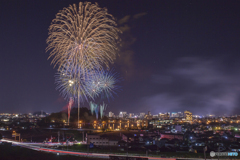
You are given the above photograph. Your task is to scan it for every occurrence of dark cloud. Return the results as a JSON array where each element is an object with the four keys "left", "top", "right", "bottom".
[
  {"left": 133, "top": 12, "right": 147, "bottom": 19},
  {"left": 116, "top": 12, "right": 147, "bottom": 81},
  {"left": 135, "top": 57, "right": 240, "bottom": 116},
  {"left": 118, "top": 15, "right": 131, "bottom": 25},
  {"left": 119, "top": 24, "right": 131, "bottom": 32}
]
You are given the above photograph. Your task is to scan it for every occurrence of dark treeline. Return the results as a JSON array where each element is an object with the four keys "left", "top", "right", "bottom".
[{"left": 42, "top": 107, "right": 108, "bottom": 124}]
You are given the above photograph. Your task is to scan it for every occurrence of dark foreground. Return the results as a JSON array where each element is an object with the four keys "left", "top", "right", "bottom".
[{"left": 0, "top": 144, "right": 108, "bottom": 160}]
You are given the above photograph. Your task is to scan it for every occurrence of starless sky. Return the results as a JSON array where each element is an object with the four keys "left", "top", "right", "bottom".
[{"left": 1, "top": 0, "right": 240, "bottom": 116}]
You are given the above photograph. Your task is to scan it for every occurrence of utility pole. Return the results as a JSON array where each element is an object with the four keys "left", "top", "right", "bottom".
[
  {"left": 82, "top": 131, "right": 84, "bottom": 142},
  {"left": 58, "top": 131, "right": 60, "bottom": 143},
  {"left": 126, "top": 136, "right": 128, "bottom": 157},
  {"left": 204, "top": 146, "right": 207, "bottom": 160},
  {"left": 66, "top": 139, "right": 68, "bottom": 151}
]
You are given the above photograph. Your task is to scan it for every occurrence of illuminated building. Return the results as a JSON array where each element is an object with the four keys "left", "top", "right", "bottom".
[
  {"left": 148, "top": 119, "right": 173, "bottom": 128},
  {"left": 140, "top": 112, "right": 145, "bottom": 118},
  {"left": 184, "top": 110, "right": 192, "bottom": 121},
  {"left": 148, "top": 111, "right": 151, "bottom": 116},
  {"left": 171, "top": 112, "right": 178, "bottom": 117},
  {"left": 129, "top": 113, "right": 133, "bottom": 118},
  {"left": 119, "top": 112, "right": 123, "bottom": 118},
  {"left": 109, "top": 111, "right": 114, "bottom": 118},
  {"left": 122, "top": 112, "right": 127, "bottom": 117},
  {"left": 158, "top": 113, "right": 170, "bottom": 119},
  {"left": 119, "top": 111, "right": 127, "bottom": 118},
  {"left": 178, "top": 112, "right": 183, "bottom": 117},
  {"left": 86, "top": 133, "right": 118, "bottom": 146},
  {"left": 141, "top": 119, "right": 148, "bottom": 128}
]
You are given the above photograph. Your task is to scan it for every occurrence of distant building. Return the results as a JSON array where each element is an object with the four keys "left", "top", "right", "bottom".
[
  {"left": 86, "top": 133, "right": 119, "bottom": 146},
  {"left": 140, "top": 112, "right": 145, "bottom": 118},
  {"left": 129, "top": 113, "right": 133, "bottom": 118},
  {"left": 119, "top": 112, "right": 123, "bottom": 118},
  {"left": 159, "top": 113, "right": 169, "bottom": 119},
  {"left": 184, "top": 110, "right": 192, "bottom": 121},
  {"left": 148, "top": 111, "right": 151, "bottom": 116},
  {"left": 122, "top": 112, "right": 127, "bottom": 117},
  {"left": 119, "top": 111, "right": 127, "bottom": 118},
  {"left": 178, "top": 112, "right": 183, "bottom": 117},
  {"left": 142, "top": 119, "right": 148, "bottom": 128},
  {"left": 148, "top": 119, "right": 173, "bottom": 128},
  {"left": 237, "top": 115, "right": 240, "bottom": 120},
  {"left": 171, "top": 112, "right": 178, "bottom": 117},
  {"left": 109, "top": 111, "right": 114, "bottom": 118},
  {"left": 206, "top": 114, "right": 215, "bottom": 117},
  {"left": 158, "top": 113, "right": 164, "bottom": 118},
  {"left": 39, "top": 114, "right": 46, "bottom": 118}
]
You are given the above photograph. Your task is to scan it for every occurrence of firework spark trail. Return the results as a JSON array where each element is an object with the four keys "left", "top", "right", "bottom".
[
  {"left": 90, "top": 101, "right": 97, "bottom": 115},
  {"left": 90, "top": 69, "right": 122, "bottom": 102},
  {"left": 68, "top": 97, "right": 74, "bottom": 125},
  {"left": 95, "top": 106, "right": 99, "bottom": 119},
  {"left": 90, "top": 101, "right": 98, "bottom": 119},
  {"left": 100, "top": 102, "right": 107, "bottom": 118}
]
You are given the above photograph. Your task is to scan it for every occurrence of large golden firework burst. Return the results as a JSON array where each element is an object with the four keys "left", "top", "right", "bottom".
[{"left": 47, "top": 1, "right": 121, "bottom": 75}]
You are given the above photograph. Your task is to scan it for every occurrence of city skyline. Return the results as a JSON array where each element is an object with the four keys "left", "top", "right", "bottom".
[
  {"left": 0, "top": 109, "right": 237, "bottom": 118},
  {"left": 1, "top": 0, "right": 240, "bottom": 116}
]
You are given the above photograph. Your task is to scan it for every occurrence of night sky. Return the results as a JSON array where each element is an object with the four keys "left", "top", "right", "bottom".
[{"left": 1, "top": 0, "right": 240, "bottom": 116}]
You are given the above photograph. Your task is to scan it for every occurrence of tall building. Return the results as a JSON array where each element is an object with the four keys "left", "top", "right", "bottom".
[
  {"left": 119, "top": 112, "right": 127, "bottom": 118},
  {"left": 158, "top": 113, "right": 163, "bottom": 117},
  {"left": 178, "top": 112, "right": 183, "bottom": 117},
  {"left": 119, "top": 112, "right": 123, "bottom": 118},
  {"left": 122, "top": 112, "right": 127, "bottom": 117},
  {"left": 119, "top": 111, "right": 127, "bottom": 118},
  {"left": 184, "top": 110, "right": 192, "bottom": 121},
  {"left": 129, "top": 113, "right": 134, "bottom": 118},
  {"left": 109, "top": 111, "right": 114, "bottom": 118},
  {"left": 237, "top": 115, "right": 240, "bottom": 120},
  {"left": 140, "top": 112, "right": 145, "bottom": 118},
  {"left": 148, "top": 111, "right": 151, "bottom": 116},
  {"left": 166, "top": 112, "right": 170, "bottom": 119},
  {"left": 158, "top": 113, "right": 169, "bottom": 119},
  {"left": 171, "top": 112, "right": 178, "bottom": 117}
]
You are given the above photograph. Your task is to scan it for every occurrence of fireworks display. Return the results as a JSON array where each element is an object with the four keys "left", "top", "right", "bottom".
[
  {"left": 55, "top": 65, "right": 100, "bottom": 102},
  {"left": 91, "top": 69, "right": 122, "bottom": 101},
  {"left": 47, "top": 2, "right": 121, "bottom": 126},
  {"left": 55, "top": 64, "right": 101, "bottom": 127},
  {"left": 47, "top": 2, "right": 121, "bottom": 74}
]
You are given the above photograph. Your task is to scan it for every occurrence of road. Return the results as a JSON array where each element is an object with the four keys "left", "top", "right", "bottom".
[{"left": 1, "top": 139, "right": 212, "bottom": 160}]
